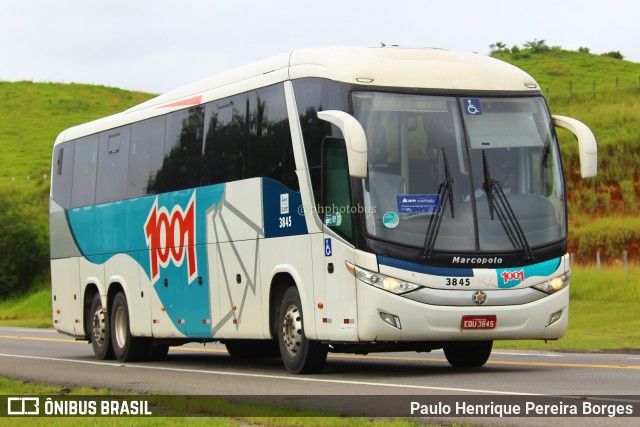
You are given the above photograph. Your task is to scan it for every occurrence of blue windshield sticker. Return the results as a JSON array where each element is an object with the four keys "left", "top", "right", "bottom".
[
  {"left": 464, "top": 98, "right": 482, "bottom": 115},
  {"left": 396, "top": 194, "right": 440, "bottom": 214}
]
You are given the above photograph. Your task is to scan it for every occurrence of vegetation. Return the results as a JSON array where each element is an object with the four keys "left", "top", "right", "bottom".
[
  {"left": 0, "top": 81, "right": 154, "bottom": 299},
  {"left": 490, "top": 41, "right": 640, "bottom": 264}
]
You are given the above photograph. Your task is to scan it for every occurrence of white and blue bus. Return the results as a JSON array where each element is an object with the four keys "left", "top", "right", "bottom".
[{"left": 50, "top": 47, "right": 597, "bottom": 373}]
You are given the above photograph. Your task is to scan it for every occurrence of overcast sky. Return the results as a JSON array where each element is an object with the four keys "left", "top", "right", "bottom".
[{"left": 2, "top": 0, "right": 638, "bottom": 94}]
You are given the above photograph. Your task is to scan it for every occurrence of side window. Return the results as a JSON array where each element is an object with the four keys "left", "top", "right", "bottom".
[
  {"left": 51, "top": 141, "right": 75, "bottom": 209},
  {"left": 292, "top": 78, "right": 345, "bottom": 204},
  {"left": 244, "top": 84, "right": 298, "bottom": 190},
  {"left": 71, "top": 134, "right": 99, "bottom": 208},
  {"left": 161, "top": 106, "right": 204, "bottom": 192},
  {"left": 202, "top": 94, "right": 247, "bottom": 185},
  {"left": 322, "top": 138, "right": 353, "bottom": 240},
  {"left": 128, "top": 116, "right": 166, "bottom": 197},
  {"left": 96, "top": 126, "right": 131, "bottom": 204}
]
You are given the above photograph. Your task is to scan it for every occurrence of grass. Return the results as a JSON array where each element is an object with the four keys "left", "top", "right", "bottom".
[
  {"left": 0, "top": 81, "right": 154, "bottom": 183},
  {"left": 496, "top": 265, "right": 640, "bottom": 351},
  {"left": 0, "top": 286, "right": 52, "bottom": 328},
  {"left": 0, "top": 377, "right": 445, "bottom": 426}
]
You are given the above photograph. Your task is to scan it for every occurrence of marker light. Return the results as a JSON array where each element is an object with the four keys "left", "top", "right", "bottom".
[
  {"left": 379, "top": 312, "right": 402, "bottom": 329},
  {"left": 345, "top": 261, "right": 421, "bottom": 295},
  {"left": 547, "top": 309, "right": 563, "bottom": 327},
  {"left": 533, "top": 271, "right": 571, "bottom": 294}
]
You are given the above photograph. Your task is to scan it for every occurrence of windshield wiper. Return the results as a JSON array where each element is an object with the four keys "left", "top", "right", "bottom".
[
  {"left": 482, "top": 150, "right": 534, "bottom": 261},
  {"left": 421, "top": 148, "right": 454, "bottom": 261}
]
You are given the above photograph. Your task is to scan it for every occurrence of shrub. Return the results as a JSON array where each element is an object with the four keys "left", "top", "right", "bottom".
[
  {"left": 602, "top": 51, "right": 624, "bottom": 60},
  {"left": 0, "top": 189, "right": 49, "bottom": 299}
]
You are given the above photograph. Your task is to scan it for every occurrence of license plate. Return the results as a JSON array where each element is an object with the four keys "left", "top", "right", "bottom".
[{"left": 461, "top": 315, "right": 496, "bottom": 329}]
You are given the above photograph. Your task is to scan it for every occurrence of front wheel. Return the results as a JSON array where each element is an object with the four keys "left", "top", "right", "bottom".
[
  {"left": 277, "top": 287, "right": 327, "bottom": 374},
  {"left": 110, "top": 292, "right": 150, "bottom": 362},
  {"left": 443, "top": 340, "right": 493, "bottom": 368}
]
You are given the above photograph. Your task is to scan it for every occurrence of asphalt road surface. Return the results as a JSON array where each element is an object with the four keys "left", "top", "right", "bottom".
[{"left": 1, "top": 326, "right": 638, "bottom": 425}]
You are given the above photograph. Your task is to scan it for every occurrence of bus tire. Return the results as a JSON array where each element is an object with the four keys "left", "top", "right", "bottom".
[
  {"left": 443, "top": 340, "right": 493, "bottom": 368},
  {"left": 89, "top": 293, "right": 114, "bottom": 360},
  {"left": 277, "top": 287, "right": 327, "bottom": 374},
  {"left": 110, "top": 291, "right": 150, "bottom": 362}
]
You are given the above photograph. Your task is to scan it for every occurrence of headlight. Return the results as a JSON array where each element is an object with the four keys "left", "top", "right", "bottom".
[
  {"left": 345, "top": 261, "right": 421, "bottom": 295},
  {"left": 532, "top": 271, "right": 571, "bottom": 294}
]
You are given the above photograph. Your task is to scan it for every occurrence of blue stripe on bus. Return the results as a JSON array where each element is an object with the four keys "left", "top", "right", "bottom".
[
  {"left": 66, "top": 184, "right": 225, "bottom": 338},
  {"left": 496, "top": 257, "right": 561, "bottom": 288},
  {"left": 262, "top": 179, "right": 308, "bottom": 238},
  {"left": 377, "top": 256, "right": 474, "bottom": 277}
]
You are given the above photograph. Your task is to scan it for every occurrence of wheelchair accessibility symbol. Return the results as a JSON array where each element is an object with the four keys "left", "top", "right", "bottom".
[
  {"left": 324, "top": 238, "right": 332, "bottom": 257},
  {"left": 464, "top": 98, "right": 482, "bottom": 115}
]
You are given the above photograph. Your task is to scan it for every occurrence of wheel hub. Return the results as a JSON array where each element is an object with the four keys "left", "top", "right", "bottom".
[
  {"left": 91, "top": 308, "right": 106, "bottom": 345},
  {"left": 282, "top": 304, "right": 302, "bottom": 357}
]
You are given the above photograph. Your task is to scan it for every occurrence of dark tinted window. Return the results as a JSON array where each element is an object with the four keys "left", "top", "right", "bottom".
[
  {"left": 244, "top": 84, "right": 298, "bottom": 190},
  {"left": 128, "top": 116, "right": 166, "bottom": 198},
  {"left": 292, "top": 78, "right": 345, "bottom": 203},
  {"left": 96, "top": 126, "right": 130, "bottom": 204},
  {"left": 159, "top": 106, "right": 205, "bottom": 192},
  {"left": 51, "top": 141, "right": 75, "bottom": 209},
  {"left": 71, "top": 134, "right": 99, "bottom": 207},
  {"left": 202, "top": 94, "right": 247, "bottom": 185}
]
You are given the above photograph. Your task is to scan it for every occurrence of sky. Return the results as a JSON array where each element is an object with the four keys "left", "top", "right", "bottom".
[{"left": 2, "top": 0, "right": 639, "bottom": 94}]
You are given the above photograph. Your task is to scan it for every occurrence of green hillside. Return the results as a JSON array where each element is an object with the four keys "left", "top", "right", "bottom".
[
  {"left": 491, "top": 47, "right": 640, "bottom": 262},
  {"left": 0, "top": 81, "right": 153, "bottom": 183},
  {"left": 0, "top": 48, "right": 638, "bottom": 297}
]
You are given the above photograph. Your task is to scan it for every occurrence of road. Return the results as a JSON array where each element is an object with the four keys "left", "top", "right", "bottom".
[{"left": 0, "top": 326, "right": 638, "bottom": 425}]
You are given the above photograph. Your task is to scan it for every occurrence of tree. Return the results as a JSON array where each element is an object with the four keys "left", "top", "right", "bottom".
[
  {"left": 0, "top": 190, "right": 49, "bottom": 299},
  {"left": 523, "top": 39, "right": 550, "bottom": 53},
  {"left": 489, "top": 42, "right": 508, "bottom": 54},
  {"left": 602, "top": 51, "right": 624, "bottom": 60}
]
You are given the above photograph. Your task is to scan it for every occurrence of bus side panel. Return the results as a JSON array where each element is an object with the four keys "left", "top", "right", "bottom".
[
  {"left": 78, "top": 254, "right": 105, "bottom": 317},
  {"left": 206, "top": 179, "right": 264, "bottom": 338},
  {"left": 259, "top": 234, "right": 315, "bottom": 340},
  {"left": 319, "top": 235, "right": 358, "bottom": 342},
  {"left": 215, "top": 239, "right": 263, "bottom": 338},
  {"left": 51, "top": 257, "right": 81, "bottom": 336},
  {"left": 103, "top": 252, "right": 152, "bottom": 337}
]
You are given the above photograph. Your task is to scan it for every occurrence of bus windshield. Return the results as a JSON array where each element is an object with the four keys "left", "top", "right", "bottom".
[{"left": 354, "top": 92, "right": 566, "bottom": 254}]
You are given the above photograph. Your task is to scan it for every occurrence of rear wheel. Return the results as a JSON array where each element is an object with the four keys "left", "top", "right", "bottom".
[
  {"left": 277, "top": 287, "right": 327, "bottom": 374},
  {"left": 89, "top": 293, "right": 114, "bottom": 360},
  {"left": 110, "top": 292, "right": 150, "bottom": 362},
  {"left": 443, "top": 340, "right": 493, "bottom": 368}
]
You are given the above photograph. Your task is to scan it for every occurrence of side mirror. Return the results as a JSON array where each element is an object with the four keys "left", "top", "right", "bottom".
[
  {"left": 552, "top": 115, "right": 597, "bottom": 178},
  {"left": 317, "top": 110, "right": 368, "bottom": 178}
]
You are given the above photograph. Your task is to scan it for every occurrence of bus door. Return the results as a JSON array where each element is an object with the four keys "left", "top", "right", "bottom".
[{"left": 320, "top": 138, "right": 358, "bottom": 341}]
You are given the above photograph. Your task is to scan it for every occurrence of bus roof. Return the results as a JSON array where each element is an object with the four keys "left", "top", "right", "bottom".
[{"left": 56, "top": 46, "right": 540, "bottom": 144}]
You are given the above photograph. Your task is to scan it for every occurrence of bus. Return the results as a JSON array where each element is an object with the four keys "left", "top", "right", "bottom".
[{"left": 50, "top": 46, "right": 597, "bottom": 374}]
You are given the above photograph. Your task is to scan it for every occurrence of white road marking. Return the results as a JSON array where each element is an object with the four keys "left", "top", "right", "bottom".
[{"left": 492, "top": 351, "right": 563, "bottom": 358}]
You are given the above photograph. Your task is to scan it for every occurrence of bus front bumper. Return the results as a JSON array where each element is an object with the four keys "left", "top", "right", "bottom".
[{"left": 356, "top": 280, "right": 569, "bottom": 342}]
